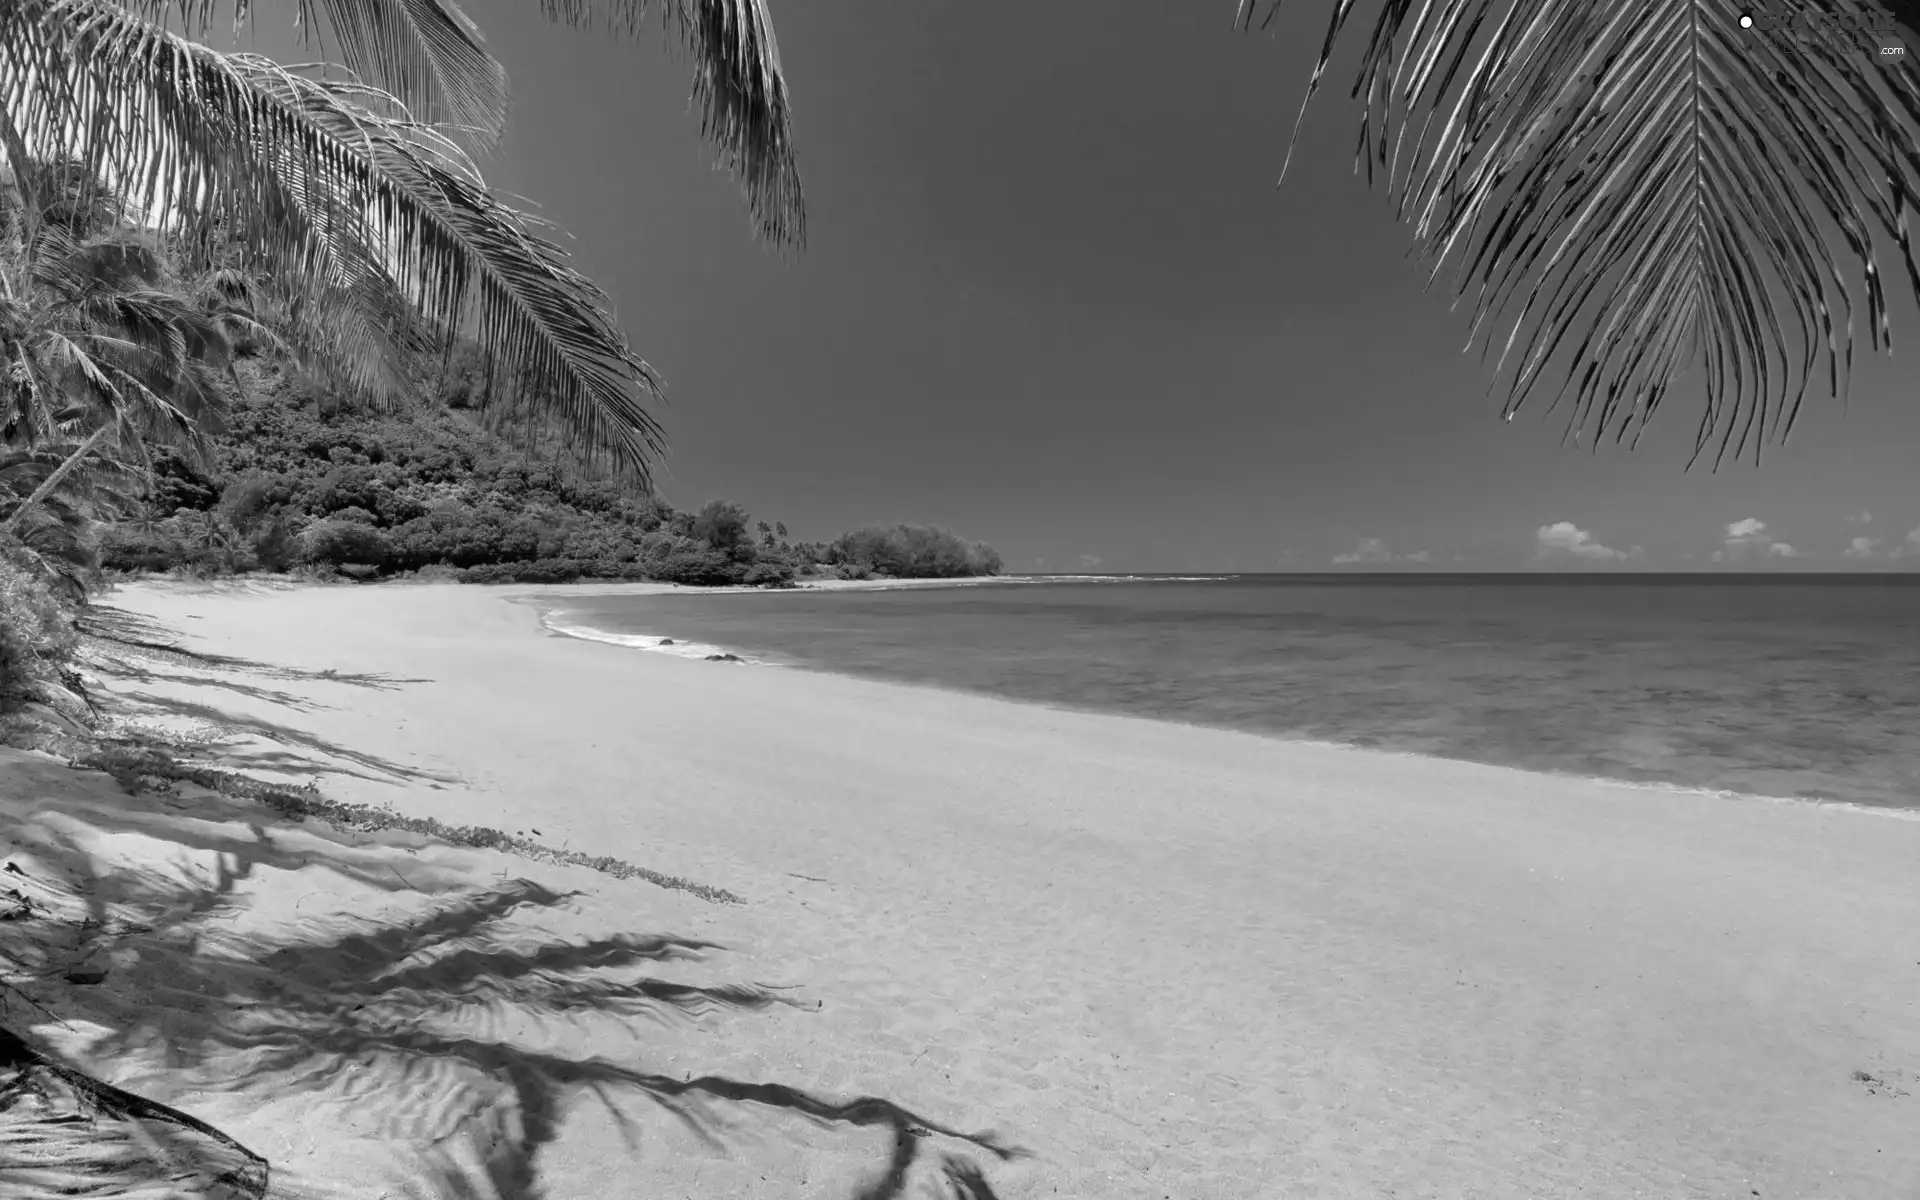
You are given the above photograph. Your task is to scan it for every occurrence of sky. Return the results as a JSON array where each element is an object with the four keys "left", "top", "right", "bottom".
[{"left": 245, "top": 0, "right": 1919, "bottom": 573}]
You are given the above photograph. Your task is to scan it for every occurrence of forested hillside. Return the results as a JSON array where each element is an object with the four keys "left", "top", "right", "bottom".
[{"left": 98, "top": 354, "right": 1003, "bottom": 587}]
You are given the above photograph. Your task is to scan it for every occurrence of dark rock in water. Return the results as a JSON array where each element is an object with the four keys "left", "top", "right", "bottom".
[
  {"left": 705, "top": 653, "right": 743, "bottom": 662},
  {"left": 658, "top": 638, "right": 674, "bottom": 645},
  {"left": 63, "top": 967, "right": 108, "bottom": 986}
]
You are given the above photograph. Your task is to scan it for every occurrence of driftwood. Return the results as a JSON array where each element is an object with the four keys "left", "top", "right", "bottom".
[{"left": 0, "top": 1025, "right": 268, "bottom": 1199}]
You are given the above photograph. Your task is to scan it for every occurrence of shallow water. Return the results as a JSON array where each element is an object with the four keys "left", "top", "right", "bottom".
[{"left": 544, "top": 575, "right": 1920, "bottom": 810}]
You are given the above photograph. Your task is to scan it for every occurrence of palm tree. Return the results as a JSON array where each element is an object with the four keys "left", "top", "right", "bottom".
[
  {"left": 1239, "top": 0, "right": 1920, "bottom": 466},
  {"left": 0, "top": 442, "right": 144, "bottom": 596},
  {"left": 0, "top": 0, "right": 806, "bottom": 491},
  {"left": 1, "top": 160, "right": 237, "bottom": 537},
  {"left": 1, "top": 5, "right": 806, "bottom": 1190}
]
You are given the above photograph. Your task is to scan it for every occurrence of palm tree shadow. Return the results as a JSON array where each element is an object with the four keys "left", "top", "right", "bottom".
[
  {"left": 81, "top": 654, "right": 339, "bottom": 714},
  {"left": 2, "top": 773, "right": 1028, "bottom": 1200},
  {"left": 80, "top": 605, "right": 429, "bottom": 692},
  {"left": 95, "top": 689, "right": 461, "bottom": 786}
]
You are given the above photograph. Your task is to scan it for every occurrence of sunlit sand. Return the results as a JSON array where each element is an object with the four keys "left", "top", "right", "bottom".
[{"left": 5, "top": 578, "right": 1916, "bottom": 1199}]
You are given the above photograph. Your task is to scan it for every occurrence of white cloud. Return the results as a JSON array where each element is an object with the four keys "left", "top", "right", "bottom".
[
  {"left": 1332, "top": 538, "right": 1395, "bottom": 565},
  {"left": 1077, "top": 553, "right": 1103, "bottom": 569},
  {"left": 1715, "top": 518, "right": 1797, "bottom": 562},
  {"left": 1842, "top": 536, "right": 1882, "bottom": 560},
  {"left": 1848, "top": 510, "right": 1873, "bottom": 525},
  {"left": 1534, "top": 521, "right": 1639, "bottom": 563},
  {"left": 1331, "top": 539, "right": 1434, "bottom": 566}
]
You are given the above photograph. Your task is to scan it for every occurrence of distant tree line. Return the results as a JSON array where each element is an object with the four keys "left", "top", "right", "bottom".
[{"left": 94, "top": 356, "right": 1001, "bottom": 587}]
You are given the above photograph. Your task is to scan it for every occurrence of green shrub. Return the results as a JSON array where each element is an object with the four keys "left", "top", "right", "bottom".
[
  {"left": 653, "top": 548, "right": 743, "bottom": 586},
  {"left": 742, "top": 560, "right": 796, "bottom": 587},
  {"left": 98, "top": 523, "right": 186, "bottom": 572},
  {"left": 690, "top": 499, "right": 754, "bottom": 561},
  {"left": 501, "top": 558, "right": 586, "bottom": 584},
  {"left": 829, "top": 524, "right": 1001, "bottom": 578},
  {"left": 217, "top": 471, "right": 280, "bottom": 534},
  {"left": 300, "top": 519, "right": 394, "bottom": 568},
  {"left": 0, "top": 540, "right": 78, "bottom": 715},
  {"left": 250, "top": 508, "right": 303, "bottom": 571},
  {"left": 146, "top": 446, "right": 221, "bottom": 515}
]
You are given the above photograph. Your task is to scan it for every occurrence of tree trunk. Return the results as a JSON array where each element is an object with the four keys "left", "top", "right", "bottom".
[{"left": 2, "top": 423, "right": 113, "bottom": 535}]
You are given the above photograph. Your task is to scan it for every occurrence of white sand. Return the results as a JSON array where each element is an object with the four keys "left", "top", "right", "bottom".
[{"left": 6, "top": 577, "right": 1917, "bottom": 1198}]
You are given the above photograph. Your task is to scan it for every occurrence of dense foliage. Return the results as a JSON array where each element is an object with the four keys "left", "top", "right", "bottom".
[
  {"left": 92, "top": 358, "right": 1001, "bottom": 588},
  {"left": 0, "top": 536, "right": 78, "bottom": 717}
]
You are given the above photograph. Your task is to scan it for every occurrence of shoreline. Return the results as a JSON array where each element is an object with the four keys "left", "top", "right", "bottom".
[
  {"left": 20, "top": 577, "right": 1920, "bottom": 1198},
  {"left": 522, "top": 580, "right": 1920, "bottom": 824}
]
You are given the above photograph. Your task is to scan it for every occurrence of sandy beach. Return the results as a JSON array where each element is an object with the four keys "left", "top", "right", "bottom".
[{"left": 5, "top": 577, "right": 1918, "bottom": 1199}]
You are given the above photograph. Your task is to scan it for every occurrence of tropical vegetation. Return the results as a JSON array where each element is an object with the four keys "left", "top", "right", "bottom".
[
  {"left": 93, "top": 348, "right": 1003, "bottom": 586},
  {"left": 0, "top": 0, "right": 812, "bottom": 1191}
]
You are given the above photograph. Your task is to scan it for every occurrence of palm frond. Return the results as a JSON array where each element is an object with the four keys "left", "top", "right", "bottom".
[
  {"left": 122, "top": 0, "right": 510, "bottom": 138},
  {"left": 1240, "top": 0, "right": 1920, "bottom": 466},
  {"left": 549, "top": 0, "right": 808, "bottom": 248},
  {"left": 168, "top": 221, "right": 419, "bottom": 405},
  {"left": 3, "top": 1, "right": 671, "bottom": 484},
  {"left": 122, "top": 0, "right": 807, "bottom": 246},
  {"left": 0, "top": 1025, "right": 269, "bottom": 1200}
]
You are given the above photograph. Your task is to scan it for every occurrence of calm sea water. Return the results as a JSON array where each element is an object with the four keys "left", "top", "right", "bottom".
[{"left": 542, "top": 575, "right": 1920, "bottom": 811}]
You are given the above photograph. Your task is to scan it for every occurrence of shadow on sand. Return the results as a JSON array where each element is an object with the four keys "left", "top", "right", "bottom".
[
  {"left": 76, "top": 605, "right": 461, "bottom": 789},
  {"left": 0, "top": 755, "right": 1027, "bottom": 1199}
]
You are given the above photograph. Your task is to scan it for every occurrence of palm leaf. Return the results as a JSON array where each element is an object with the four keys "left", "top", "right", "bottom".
[
  {"left": 122, "top": 0, "right": 807, "bottom": 247},
  {"left": 2, "top": 2, "right": 670, "bottom": 483},
  {"left": 0, "top": 1025, "right": 269, "bottom": 1200},
  {"left": 539, "top": 0, "right": 808, "bottom": 247},
  {"left": 124, "top": 0, "right": 509, "bottom": 138},
  {"left": 1239, "top": 0, "right": 1920, "bottom": 466}
]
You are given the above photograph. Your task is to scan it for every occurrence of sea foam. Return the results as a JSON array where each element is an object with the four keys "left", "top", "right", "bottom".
[{"left": 539, "top": 613, "right": 776, "bottom": 665}]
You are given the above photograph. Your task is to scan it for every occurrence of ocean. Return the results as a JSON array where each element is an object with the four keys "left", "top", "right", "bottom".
[{"left": 539, "top": 574, "right": 1920, "bottom": 811}]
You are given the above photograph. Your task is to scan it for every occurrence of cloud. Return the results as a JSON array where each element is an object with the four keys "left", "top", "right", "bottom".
[
  {"left": 1331, "top": 539, "right": 1434, "bottom": 566},
  {"left": 1842, "top": 536, "right": 1882, "bottom": 560},
  {"left": 1712, "top": 518, "right": 1797, "bottom": 562},
  {"left": 1534, "top": 521, "right": 1639, "bottom": 563},
  {"left": 1848, "top": 510, "right": 1873, "bottom": 525},
  {"left": 1076, "top": 553, "right": 1103, "bottom": 569},
  {"left": 1891, "top": 528, "right": 1920, "bottom": 559},
  {"left": 1332, "top": 538, "right": 1394, "bottom": 564}
]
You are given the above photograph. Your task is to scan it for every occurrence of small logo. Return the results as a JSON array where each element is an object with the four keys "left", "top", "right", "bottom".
[{"left": 1739, "top": 4, "right": 1905, "bottom": 59}]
